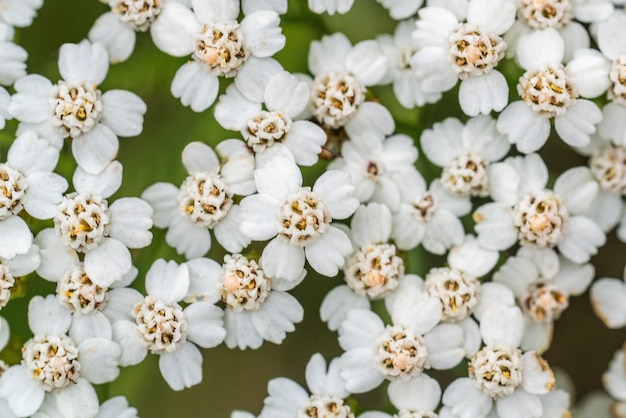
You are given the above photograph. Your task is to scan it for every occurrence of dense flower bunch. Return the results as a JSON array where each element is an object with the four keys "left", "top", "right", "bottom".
[{"left": 1, "top": 0, "right": 626, "bottom": 416}]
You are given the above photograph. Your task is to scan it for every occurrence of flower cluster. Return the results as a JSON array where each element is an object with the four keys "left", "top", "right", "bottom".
[{"left": 0, "top": 0, "right": 624, "bottom": 417}]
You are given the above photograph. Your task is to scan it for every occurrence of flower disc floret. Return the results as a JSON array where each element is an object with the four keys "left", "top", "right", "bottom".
[
  {"left": 133, "top": 296, "right": 187, "bottom": 354},
  {"left": 608, "top": 56, "right": 626, "bottom": 105},
  {"left": 0, "top": 264, "right": 14, "bottom": 309},
  {"left": 245, "top": 110, "right": 292, "bottom": 152},
  {"left": 193, "top": 22, "right": 250, "bottom": 77},
  {"left": 344, "top": 243, "right": 404, "bottom": 299},
  {"left": 50, "top": 80, "right": 103, "bottom": 138},
  {"left": 298, "top": 394, "right": 355, "bottom": 418},
  {"left": 221, "top": 254, "right": 271, "bottom": 312},
  {"left": 54, "top": 193, "right": 111, "bottom": 252},
  {"left": 518, "top": 0, "right": 572, "bottom": 29},
  {"left": 442, "top": 153, "right": 489, "bottom": 197},
  {"left": 521, "top": 281, "right": 569, "bottom": 322},
  {"left": 518, "top": 65, "right": 576, "bottom": 118},
  {"left": 374, "top": 325, "right": 429, "bottom": 379},
  {"left": 57, "top": 265, "right": 109, "bottom": 314},
  {"left": 449, "top": 24, "right": 506, "bottom": 79},
  {"left": 590, "top": 143, "right": 626, "bottom": 194},
  {"left": 425, "top": 267, "right": 480, "bottom": 322},
  {"left": 409, "top": 192, "right": 437, "bottom": 222},
  {"left": 279, "top": 190, "right": 331, "bottom": 246},
  {"left": 178, "top": 172, "right": 233, "bottom": 228},
  {"left": 513, "top": 190, "right": 568, "bottom": 247},
  {"left": 110, "top": 0, "right": 162, "bottom": 31},
  {"left": 22, "top": 335, "right": 80, "bottom": 390},
  {"left": 310, "top": 72, "right": 366, "bottom": 129},
  {"left": 0, "top": 164, "right": 27, "bottom": 220},
  {"left": 469, "top": 344, "right": 523, "bottom": 397},
  {"left": 395, "top": 411, "right": 439, "bottom": 418}
]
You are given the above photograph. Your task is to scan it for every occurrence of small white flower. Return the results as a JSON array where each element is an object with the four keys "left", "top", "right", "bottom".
[
  {"left": 142, "top": 140, "right": 255, "bottom": 259},
  {"left": 150, "top": 0, "right": 286, "bottom": 112},
  {"left": 307, "top": 32, "right": 392, "bottom": 136},
  {"left": 391, "top": 169, "right": 471, "bottom": 254},
  {"left": 496, "top": 28, "right": 608, "bottom": 153},
  {"left": 338, "top": 285, "right": 465, "bottom": 393},
  {"left": 240, "top": 156, "right": 359, "bottom": 281},
  {"left": 308, "top": 0, "right": 354, "bottom": 14},
  {"left": 258, "top": 353, "right": 354, "bottom": 418},
  {"left": 111, "top": 259, "right": 226, "bottom": 390},
  {"left": 493, "top": 246, "right": 594, "bottom": 352},
  {"left": 214, "top": 70, "right": 327, "bottom": 167},
  {"left": 8, "top": 40, "right": 147, "bottom": 174},
  {"left": 377, "top": 19, "right": 442, "bottom": 108},
  {"left": 412, "top": 0, "right": 516, "bottom": 116},
  {"left": 421, "top": 115, "right": 510, "bottom": 198},
  {"left": 474, "top": 153, "right": 606, "bottom": 263},
  {"left": 0, "top": 295, "right": 120, "bottom": 418},
  {"left": 47, "top": 161, "right": 153, "bottom": 287}
]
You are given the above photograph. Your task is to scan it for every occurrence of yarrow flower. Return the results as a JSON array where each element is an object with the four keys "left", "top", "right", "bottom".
[
  {"left": 142, "top": 140, "right": 255, "bottom": 259},
  {"left": 8, "top": 40, "right": 147, "bottom": 174},
  {"left": 240, "top": 156, "right": 359, "bottom": 282},
  {"left": 150, "top": 0, "right": 286, "bottom": 112}
]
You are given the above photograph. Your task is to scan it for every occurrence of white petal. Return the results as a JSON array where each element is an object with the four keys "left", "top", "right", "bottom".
[
  {"left": 251, "top": 291, "right": 303, "bottom": 344},
  {"left": 305, "top": 226, "right": 352, "bottom": 277},
  {"left": 165, "top": 214, "right": 212, "bottom": 259},
  {"left": 73, "top": 160, "right": 122, "bottom": 198},
  {"left": 84, "top": 239, "right": 132, "bottom": 287},
  {"left": 388, "top": 374, "right": 442, "bottom": 411},
  {"left": 553, "top": 166, "right": 598, "bottom": 213},
  {"left": 474, "top": 202, "right": 517, "bottom": 250},
  {"left": 283, "top": 121, "right": 326, "bottom": 166},
  {"left": 108, "top": 197, "right": 153, "bottom": 248},
  {"left": 28, "top": 295, "right": 71, "bottom": 336},
  {"left": 313, "top": 170, "right": 358, "bottom": 220},
  {"left": 192, "top": 0, "right": 239, "bottom": 22},
  {"left": 495, "top": 389, "right": 542, "bottom": 418},
  {"left": 69, "top": 311, "right": 112, "bottom": 343},
  {"left": 182, "top": 141, "right": 220, "bottom": 175},
  {"left": 554, "top": 99, "right": 602, "bottom": 148},
  {"left": 420, "top": 117, "right": 464, "bottom": 166},
  {"left": 442, "top": 377, "right": 493, "bottom": 418},
  {"left": 265, "top": 71, "right": 309, "bottom": 116},
  {"left": 0, "top": 215, "right": 32, "bottom": 259},
  {"left": 88, "top": 12, "right": 135, "bottom": 64},
  {"left": 146, "top": 259, "right": 188, "bottom": 303},
  {"left": 71, "top": 123, "right": 119, "bottom": 175},
  {"left": 320, "top": 285, "right": 370, "bottom": 331},
  {"left": 58, "top": 40, "right": 109, "bottom": 84},
  {"left": 78, "top": 338, "right": 121, "bottom": 384},
  {"left": 171, "top": 61, "right": 219, "bottom": 112},
  {"left": 344, "top": 102, "right": 395, "bottom": 138},
  {"left": 590, "top": 278, "right": 626, "bottom": 328},
  {"left": 480, "top": 304, "right": 524, "bottom": 347},
  {"left": 557, "top": 215, "right": 605, "bottom": 263},
  {"left": 214, "top": 84, "right": 260, "bottom": 130},
  {"left": 340, "top": 348, "right": 384, "bottom": 393},
  {"left": 424, "top": 324, "right": 466, "bottom": 370},
  {"left": 517, "top": 28, "right": 564, "bottom": 69},
  {"left": 0, "top": 366, "right": 45, "bottom": 417},
  {"left": 235, "top": 56, "right": 283, "bottom": 103},
  {"left": 459, "top": 71, "right": 508, "bottom": 116},
  {"left": 345, "top": 40, "right": 387, "bottom": 86},
  {"left": 239, "top": 194, "right": 280, "bottom": 241},
  {"left": 497, "top": 102, "right": 550, "bottom": 153},
  {"left": 240, "top": 11, "right": 285, "bottom": 57},
  {"left": 261, "top": 237, "right": 305, "bottom": 281},
  {"left": 141, "top": 182, "right": 179, "bottom": 228},
  {"left": 150, "top": 3, "right": 198, "bottom": 56},
  {"left": 184, "top": 302, "right": 225, "bottom": 348},
  {"left": 22, "top": 172, "right": 68, "bottom": 220},
  {"left": 467, "top": 0, "right": 515, "bottom": 34},
  {"left": 112, "top": 320, "right": 148, "bottom": 366},
  {"left": 101, "top": 90, "right": 146, "bottom": 137},
  {"left": 159, "top": 342, "right": 203, "bottom": 390}
]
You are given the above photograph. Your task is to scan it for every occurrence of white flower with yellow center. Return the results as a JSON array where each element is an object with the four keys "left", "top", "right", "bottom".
[
  {"left": 494, "top": 246, "right": 594, "bottom": 353},
  {"left": 391, "top": 169, "right": 471, "bottom": 254},
  {"left": 497, "top": 28, "right": 609, "bottom": 153},
  {"left": 142, "top": 140, "right": 255, "bottom": 259},
  {"left": 8, "top": 40, "right": 147, "bottom": 175},
  {"left": 441, "top": 304, "right": 556, "bottom": 418},
  {"left": 109, "top": 259, "right": 226, "bottom": 390},
  {"left": 328, "top": 132, "right": 419, "bottom": 211},
  {"left": 377, "top": 19, "right": 442, "bottom": 108},
  {"left": 474, "top": 153, "right": 606, "bottom": 263},
  {"left": 149, "top": 0, "right": 286, "bottom": 112},
  {"left": 321, "top": 203, "right": 410, "bottom": 330},
  {"left": 45, "top": 161, "right": 153, "bottom": 288},
  {"left": 307, "top": 32, "right": 392, "bottom": 136},
  {"left": 421, "top": 115, "right": 511, "bottom": 198},
  {"left": 338, "top": 285, "right": 465, "bottom": 393},
  {"left": 258, "top": 353, "right": 354, "bottom": 418},
  {"left": 240, "top": 156, "right": 359, "bottom": 282},
  {"left": 214, "top": 71, "right": 327, "bottom": 167},
  {"left": 0, "top": 295, "right": 120, "bottom": 418},
  {"left": 411, "top": 0, "right": 516, "bottom": 116}
]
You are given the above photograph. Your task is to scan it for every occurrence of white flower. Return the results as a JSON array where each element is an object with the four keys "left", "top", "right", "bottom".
[
  {"left": 0, "top": 0, "right": 43, "bottom": 28},
  {"left": 33, "top": 395, "right": 138, "bottom": 418},
  {"left": 178, "top": 255, "right": 304, "bottom": 350},
  {"left": 8, "top": 40, "right": 147, "bottom": 174},
  {"left": 308, "top": 0, "right": 354, "bottom": 14},
  {"left": 240, "top": 156, "right": 359, "bottom": 281},
  {"left": 596, "top": 13, "right": 626, "bottom": 147},
  {"left": 377, "top": 19, "right": 442, "bottom": 108},
  {"left": 391, "top": 170, "right": 471, "bottom": 254},
  {"left": 359, "top": 375, "right": 442, "bottom": 418},
  {"left": 441, "top": 304, "right": 555, "bottom": 418},
  {"left": 258, "top": 353, "right": 354, "bottom": 418},
  {"left": 338, "top": 285, "right": 465, "bottom": 393},
  {"left": 474, "top": 153, "right": 606, "bottom": 263},
  {"left": 320, "top": 203, "right": 409, "bottom": 330},
  {"left": 47, "top": 161, "right": 153, "bottom": 287},
  {"left": 493, "top": 247, "right": 594, "bottom": 352},
  {"left": 411, "top": 0, "right": 516, "bottom": 116},
  {"left": 496, "top": 28, "right": 608, "bottom": 153},
  {"left": 329, "top": 132, "right": 418, "bottom": 211},
  {"left": 307, "top": 32, "right": 392, "bottom": 135},
  {"left": 0, "top": 131, "right": 67, "bottom": 260},
  {"left": 150, "top": 0, "right": 286, "bottom": 112},
  {"left": 214, "top": 70, "right": 327, "bottom": 167},
  {"left": 111, "top": 259, "right": 226, "bottom": 390},
  {"left": 421, "top": 115, "right": 510, "bottom": 197},
  {"left": 0, "top": 295, "right": 120, "bottom": 418},
  {"left": 142, "top": 140, "right": 255, "bottom": 259},
  {"left": 602, "top": 344, "right": 626, "bottom": 413}
]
